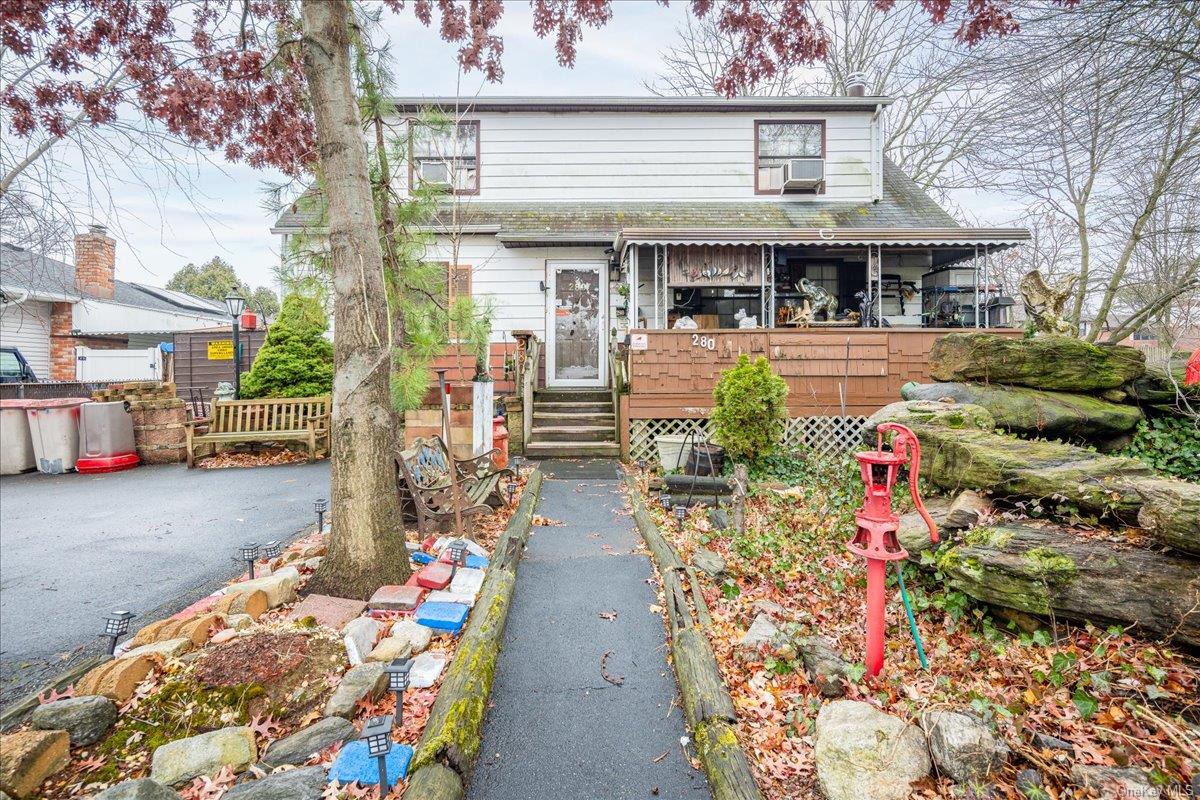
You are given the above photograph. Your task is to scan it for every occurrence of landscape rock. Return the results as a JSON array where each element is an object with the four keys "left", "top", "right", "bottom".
[
  {"left": 1135, "top": 478, "right": 1200, "bottom": 556},
  {"left": 75, "top": 655, "right": 154, "bottom": 703},
  {"left": 342, "top": 617, "right": 384, "bottom": 666},
  {"left": 921, "top": 710, "right": 1008, "bottom": 783},
  {"left": 928, "top": 333, "right": 1145, "bottom": 391},
  {"left": 409, "top": 651, "right": 446, "bottom": 688},
  {"left": 900, "top": 381, "right": 1143, "bottom": 439},
  {"left": 89, "top": 778, "right": 180, "bottom": 800},
  {"left": 119, "top": 638, "right": 193, "bottom": 661},
  {"left": 1031, "top": 732, "right": 1072, "bottom": 751},
  {"left": 131, "top": 614, "right": 223, "bottom": 648},
  {"left": 31, "top": 695, "right": 117, "bottom": 746},
  {"left": 449, "top": 567, "right": 486, "bottom": 596},
  {"left": 794, "top": 637, "right": 851, "bottom": 698},
  {"left": 386, "top": 620, "right": 433, "bottom": 655},
  {"left": 149, "top": 727, "right": 256, "bottom": 786},
  {"left": 814, "top": 700, "right": 930, "bottom": 800},
  {"left": 286, "top": 595, "right": 367, "bottom": 630},
  {"left": 1070, "top": 765, "right": 1160, "bottom": 799},
  {"left": 323, "top": 662, "right": 387, "bottom": 718},
  {"left": 226, "top": 614, "right": 254, "bottom": 631},
  {"left": 866, "top": 400, "right": 995, "bottom": 439},
  {"left": 209, "top": 629, "right": 238, "bottom": 645},
  {"left": 368, "top": 585, "right": 424, "bottom": 612},
  {"left": 222, "top": 767, "right": 327, "bottom": 800},
  {"left": 328, "top": 741, "right": 413, "bottom": 787},
  {"left": 262, "top": 717, "right": 356, "bottom": 767},
  {"left": 945, "top": 490, "right": 991, "bottom": 530},
  {"left": 691, "top": 547, "right": 727, "bottom": 577},
  {"left": 366, "top": 638, "right": 413, "bottom": 663},
  {"left": 736, "top": 614, "right": 779, "bottom": 656},
  {"left": 229, "top": 566, "right": 300, "bottom": 608},
  {"left": 752, "top": 599, "right": 787, "bottom": 618},
  {"left": 0, "top": 729, "right": 70, "bottom": 799}
]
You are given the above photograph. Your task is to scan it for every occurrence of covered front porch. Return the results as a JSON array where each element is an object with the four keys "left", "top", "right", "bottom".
[{"left": 617, "top": 228, "right": 1029, "bottom": 332}]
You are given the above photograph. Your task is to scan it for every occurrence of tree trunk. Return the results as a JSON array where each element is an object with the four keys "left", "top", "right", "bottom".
[
  {"left": 300, "top": 0, "right": 410, "bottom": 599},
  {"left": 902, "top": 522, "right": 1200, "bottom": 647}
]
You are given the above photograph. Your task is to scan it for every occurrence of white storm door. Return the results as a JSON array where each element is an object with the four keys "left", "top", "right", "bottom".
[{"left": 545, "top": 261, "right": 607, "bottom": 388}]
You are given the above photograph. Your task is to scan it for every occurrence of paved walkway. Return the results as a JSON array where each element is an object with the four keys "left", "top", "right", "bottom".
[
  {"left": 0, "top": 461, "right": 330, "bottom": 709},
  {"left": 468, "top": 459, "right": 708, "bottom": 800}
]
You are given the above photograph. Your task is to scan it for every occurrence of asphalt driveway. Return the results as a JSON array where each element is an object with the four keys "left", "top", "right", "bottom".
[{"left": 0, "top": 460, "right": 330, "bottom": 710}]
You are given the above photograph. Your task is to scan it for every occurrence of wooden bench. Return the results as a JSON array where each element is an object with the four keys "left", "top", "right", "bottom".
[
  {"left": 396, "top": 436, "right": 515, "bottom": 535},
  {"left": 185, "top": 396, "right": 331, "bottom": 467}
]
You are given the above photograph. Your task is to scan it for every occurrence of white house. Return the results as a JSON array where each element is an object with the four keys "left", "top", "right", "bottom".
[
  {"left": 272, "top": 92, "right": 1029, "bottom": 456},
  {"left": 0, "top": 225, "right": 227, "bottom": 380}
]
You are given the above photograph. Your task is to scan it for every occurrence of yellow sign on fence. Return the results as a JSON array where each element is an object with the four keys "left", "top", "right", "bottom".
[{"left": 207, "top": 340, "right": 234, "bottom": 360}]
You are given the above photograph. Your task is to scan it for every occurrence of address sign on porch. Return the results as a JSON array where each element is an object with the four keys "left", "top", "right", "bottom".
[{"left": 668, "top": 245, "right": 761, "bottom": 287}]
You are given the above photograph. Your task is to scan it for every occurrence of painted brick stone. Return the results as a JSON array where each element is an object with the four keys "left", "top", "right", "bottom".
[
  {"left": 414, "top": 601, "right": 469, "bottom": 633},
  {"left": 368, "top": 585, "right": 424, "bottom": 612},
  {"left": 287, "top": 595, "right": 367, "bottom": 630},
  {"left": 415, "top": 562, "right": 453, "bottom": 590},
  {"left": 328, "top": 741, "right": 413, "bottom": 787}
]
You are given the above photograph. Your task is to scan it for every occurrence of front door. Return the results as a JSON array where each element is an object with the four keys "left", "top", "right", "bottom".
[{"left": 546, "top": 261, "right": 606, "bottom": 388}]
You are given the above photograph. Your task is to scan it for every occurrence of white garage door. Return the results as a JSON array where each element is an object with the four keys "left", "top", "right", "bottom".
[{"left": 0, "top": 300, "right": 51, "bottom": 378}]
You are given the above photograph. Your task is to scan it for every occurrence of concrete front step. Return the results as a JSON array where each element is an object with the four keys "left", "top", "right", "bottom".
[
  {"left": 526, "top": 440, "right": 621, "bottom": 457},
  {"left": 531, "top": 425, "right": 615, "bottom": 442}
]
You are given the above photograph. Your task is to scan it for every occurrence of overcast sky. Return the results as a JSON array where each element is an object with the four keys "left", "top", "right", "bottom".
[{"left": 77, "top": 2, "right": 1006, "bottom": 293}]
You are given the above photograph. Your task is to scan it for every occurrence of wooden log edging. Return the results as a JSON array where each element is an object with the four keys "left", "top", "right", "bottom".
[
  {"left": 624, "top": 475, "right": 764, "bottom": 800},
  {"left": 404, "top": 468, "right": 544, "bottom": 800}
]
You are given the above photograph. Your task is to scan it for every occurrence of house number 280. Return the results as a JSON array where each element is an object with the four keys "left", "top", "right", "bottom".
[{"left": 691, "top": 334, "right": 716, "bottom": 351}]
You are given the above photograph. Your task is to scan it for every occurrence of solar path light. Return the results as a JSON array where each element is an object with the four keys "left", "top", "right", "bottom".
[
  {"left": 102, "top": 610, "right": 135, "bottom": 655},
  {"left": 240, "top": 542, "right": 259, "bottom": 579},
  {"left": 314, "top": 498, "right": 328, "bottom": 532},
  {"left": 384, "top": 658, "right": 413, "bottom": 730},
  {"left": 263, "top": 540, "right": 281, "bottom": 559},
  {"left": 448, "top": 538, "right": 468, "bottom": 579},
  {"left": 675, "top": 504, "right": 688, "bottom": 525},
  {"left": 360, "top": 716, "right": 394, "bottom": 799}
]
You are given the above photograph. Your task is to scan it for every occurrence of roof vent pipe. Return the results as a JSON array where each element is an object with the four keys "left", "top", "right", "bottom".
[{"left": 846, "top": 72, "right": 869, "bottom": 97}]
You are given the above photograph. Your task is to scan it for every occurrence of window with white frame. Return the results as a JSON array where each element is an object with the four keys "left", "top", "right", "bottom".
[
  {"left": 756, "top": 121, "right": 824, "bottom": 193},
  {"left": 410, "top": 120, "right": 479, "bottom": 194}
]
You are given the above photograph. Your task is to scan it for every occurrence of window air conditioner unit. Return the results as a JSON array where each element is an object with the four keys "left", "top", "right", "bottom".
[{"left": 781, "top": 159, "right": 824, "bottom": 192}]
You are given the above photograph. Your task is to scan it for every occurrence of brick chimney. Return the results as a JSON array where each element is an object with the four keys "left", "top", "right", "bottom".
[{"left": 74, "top": 223, "right": 116, "bottom": 299}]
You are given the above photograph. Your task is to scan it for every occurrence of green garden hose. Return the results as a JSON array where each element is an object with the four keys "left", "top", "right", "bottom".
[{"left": 896, "top": 564, "right": 929, "bottom": 670}]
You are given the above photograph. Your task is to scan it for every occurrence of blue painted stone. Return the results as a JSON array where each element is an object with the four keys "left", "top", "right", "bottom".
[
  {"left": 411, "top": 551, "right": 435, "bottom": 565},
  {"left": 414, "top": 601, "right": 469, "bottom": 633},
  {"left": 464, "top": 554, "right": 488, "bottom": 570},
  {"left": 327, "top": 740, "right": 413, "bottom": 786}
]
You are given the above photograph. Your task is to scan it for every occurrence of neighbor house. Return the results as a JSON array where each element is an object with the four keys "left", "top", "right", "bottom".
[
  {"left": 272, "top": 89, "right": 1028, "bottom": 458},
  {"left": 0, "top": 226, "right": 227, "bottom": 381}
]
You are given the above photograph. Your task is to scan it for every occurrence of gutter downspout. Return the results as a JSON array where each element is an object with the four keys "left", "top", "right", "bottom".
[{"left": 871, "top": 103, "right": 884, "bottom": 202}]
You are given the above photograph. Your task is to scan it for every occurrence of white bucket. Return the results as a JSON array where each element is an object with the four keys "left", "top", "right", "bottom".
[{"left": 655, "top": 434, "right": 690, "bottom": 471}]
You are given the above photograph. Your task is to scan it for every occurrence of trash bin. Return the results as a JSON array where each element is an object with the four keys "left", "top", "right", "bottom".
[
  {"left": 25, "top": 397, "right": 92, "bottom": 474},
  {"left": 0, "top": 399, "right": 36, "bottom": 474},
  {"left": 77, "top": 400, "right": 140, "bottom": 473}
]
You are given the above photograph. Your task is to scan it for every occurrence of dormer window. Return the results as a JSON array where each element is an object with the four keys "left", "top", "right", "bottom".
[
  {"left": 410, "top": 120, "right": 479, "bottom": 195},
  {"left": 755, "top": 121, "right": 824, "bottom": 194}
]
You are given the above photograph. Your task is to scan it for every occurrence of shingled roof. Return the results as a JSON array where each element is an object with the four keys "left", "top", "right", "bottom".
[{"left": 271, "top": 160, "right": 958, "bottom": 237}]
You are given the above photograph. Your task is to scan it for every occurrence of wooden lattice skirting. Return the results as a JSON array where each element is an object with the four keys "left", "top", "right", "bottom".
[{"left": 629, "top": 415, "right": 869, "bottom": 465}]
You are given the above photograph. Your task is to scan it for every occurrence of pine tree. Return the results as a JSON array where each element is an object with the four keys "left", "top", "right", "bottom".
[{"left": 239, "top": 294, "right": 333, "bottom": 399}]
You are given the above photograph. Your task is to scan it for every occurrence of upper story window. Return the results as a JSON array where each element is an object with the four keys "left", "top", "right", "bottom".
[
  {"left": 410, "top": 120, "right": 479, "bottom": 195},
  {"left": 755, "top": 121, "right": 824, "bottom": 194}
]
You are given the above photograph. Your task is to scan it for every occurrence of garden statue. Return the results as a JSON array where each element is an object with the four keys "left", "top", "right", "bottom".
[
  {"left": 795, "top": 277, "right": 835, "bottom": 321},
  {"left": 1018, "top": 270, "right": 1078, "bottom": 335}
]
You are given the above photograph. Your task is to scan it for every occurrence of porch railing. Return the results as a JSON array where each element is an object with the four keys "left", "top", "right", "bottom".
[
  {"left": 608, "top": 340, "right": 628, "bottom": 445},
  {"left": 520, "top": 335, "right": 541, "bottom": 449}
]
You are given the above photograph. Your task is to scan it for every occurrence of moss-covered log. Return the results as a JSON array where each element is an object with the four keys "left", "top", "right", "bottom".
[
  {"left": 404, "top": 763, "right": 463, "bottom": 800},
  {"left": 695, "top": 719, "right": 763, "bottom": 800},
  {"left": 406, "top": 470, "right": 542, "bottom": 791},
  {"left": 867, "top": 403, "right": 1153, "bottom": 519},
  {"left": 1135, "top": 478, "right": 1200, "bottom": 556},
  {"left": 900, "top": 382, "right": 1143, "bottom": 439},
  {"left": 929, "top": 333, "right": 1145, "bottom": 391},
  {"left": 673, "top": 627, "right": 737, "bottom": 729},
  {"left": 912, "top": 524, "right": 1200, "bottom": 647}
]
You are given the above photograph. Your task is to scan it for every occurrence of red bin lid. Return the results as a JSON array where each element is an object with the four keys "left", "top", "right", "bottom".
[{"left": 20, "top": 397, "right": 93, "bottom": 409}]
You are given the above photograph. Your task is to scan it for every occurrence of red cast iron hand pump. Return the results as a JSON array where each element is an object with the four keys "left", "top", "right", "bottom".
[{"left": 847, "top": 423, "right": 937, "bottom": 677}]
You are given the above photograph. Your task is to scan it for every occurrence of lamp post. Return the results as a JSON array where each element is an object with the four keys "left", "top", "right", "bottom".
[
  {"left": 384, "top": 658, "right": 413, "bottom": 730},
  {"left": 314, "top": 498, "right": 328, "bottom": 532},
  {"left": 240, "top": 542, "right": 259, "bottom": 579},
  {"left": 360, "top": 716, "right": 394, "bottom": 799},
  {"left": 102, "top": 610, "right": 135, "bottom": 655},
  {"left": 223, "top": 293, "right": 246, "bottom": 399}
]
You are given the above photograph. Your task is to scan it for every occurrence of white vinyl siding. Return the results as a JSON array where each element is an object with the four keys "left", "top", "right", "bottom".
[
  {"left": 0, "top": 299, "right": 51, "bottom": 377},
  {"left": 397, "top": 111, "right": 875, "bottom": 202},
  {"left": 424, "top": 237, "right": 610, "bottom": 343}
]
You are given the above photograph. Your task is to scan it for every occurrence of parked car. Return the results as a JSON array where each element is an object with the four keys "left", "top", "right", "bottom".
[{"left": 0, "top": 347, "right": 38, "bottom": 383}]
